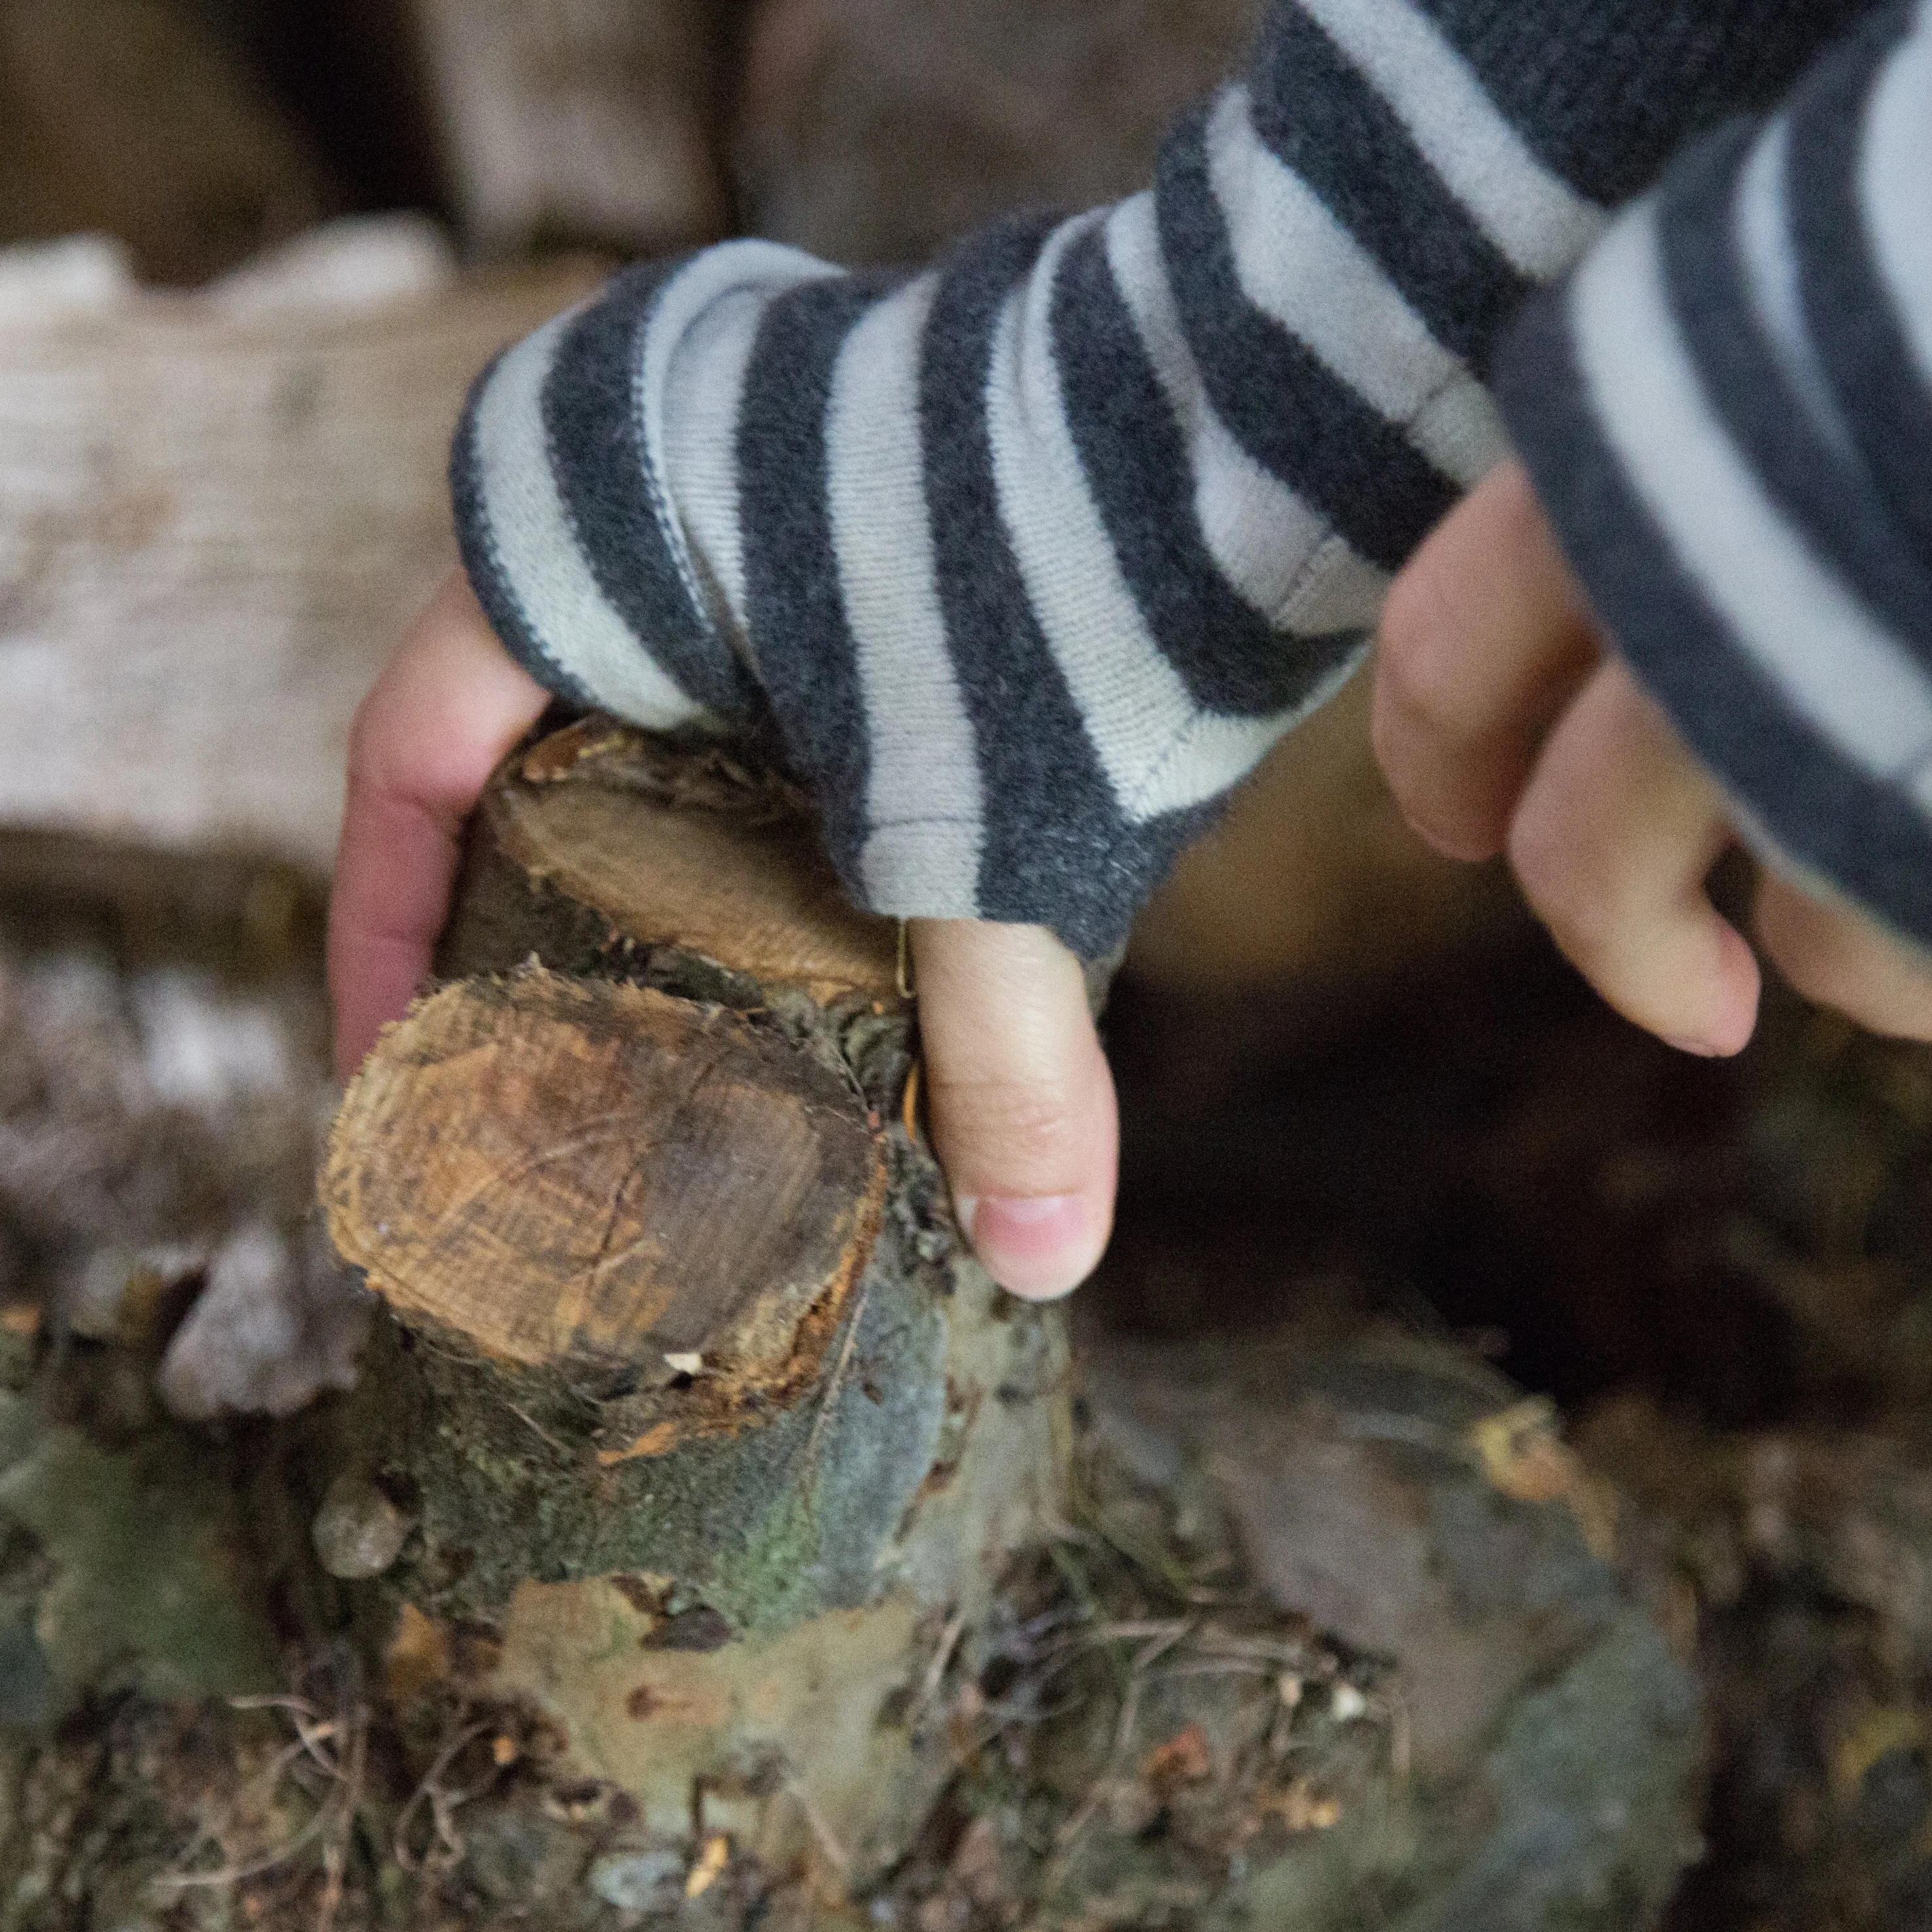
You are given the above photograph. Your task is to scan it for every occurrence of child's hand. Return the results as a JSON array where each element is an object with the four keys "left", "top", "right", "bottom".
[
  {"left": 327, "top": 572, "right": 1117, "bottom": 1303},
  {"left": 328, "top": 572, "right": 552, "bottom": 1081},
  {"left": 1373, "top": 461, "right": 1932, "bottom": 1052}
]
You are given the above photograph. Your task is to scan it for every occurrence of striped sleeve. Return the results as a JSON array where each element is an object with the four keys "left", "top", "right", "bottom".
[
  {"left": 453, "top": 0, "right": 1878, "bottom": 958},
  {"left": 1498, "top": 0, "right": 1932, "bottom": 951}
]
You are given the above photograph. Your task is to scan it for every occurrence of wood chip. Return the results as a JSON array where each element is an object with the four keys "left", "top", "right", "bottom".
[
  {"left": 1140, "top": 1722, "right": 1212, "bottom": 1795},
  {"left": 685, "top": 1833, "right": 729, "bottom": 1899}
]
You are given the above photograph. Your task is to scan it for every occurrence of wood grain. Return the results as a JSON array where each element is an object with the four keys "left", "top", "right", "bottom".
[
  {"left": 478, "top": 723, "right": 902, "bottom": 1002},
  {"left": 0, "top": 228, "right": 602, "bottom": 871},
  {"left": 325, "top": 966, "right": 884, "bottom": 1382}
]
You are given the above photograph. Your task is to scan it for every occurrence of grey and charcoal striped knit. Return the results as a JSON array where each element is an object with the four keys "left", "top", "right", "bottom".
[
  {"left": 453, "top": 0, "right": 1878, "bottom": 958},
  {"left": 1502, "top": 0, "right": 1932, "bottom": 952}
]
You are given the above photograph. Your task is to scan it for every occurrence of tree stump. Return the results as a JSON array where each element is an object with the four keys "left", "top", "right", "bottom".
[
  {"left": 324, "top": 721, "right": 1064, "bottom": 1891},
  {"left": 321, "top": 718, "right": 1705, "bottom": 1925}
]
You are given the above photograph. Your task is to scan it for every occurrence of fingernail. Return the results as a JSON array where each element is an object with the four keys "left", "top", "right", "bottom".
[
  {"left": 1662, "top": 1032, "right": 1723, "bottom": 1057},
  {"left": 953, "top": 1194, "right": 1094, "bottom": 1301}
]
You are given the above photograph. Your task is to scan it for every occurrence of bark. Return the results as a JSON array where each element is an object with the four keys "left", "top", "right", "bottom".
[
  {"left": 319, "top": 718, "right": 1704, "bottom": 1923},
  {"left": 0, "top": 226, "right": 602, "bottom": 875},
  {"left": 324, "top": 722, "right": 1067, "bottom": 1884}
]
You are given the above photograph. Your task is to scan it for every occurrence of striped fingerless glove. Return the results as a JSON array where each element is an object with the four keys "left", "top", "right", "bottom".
[{"left": 453, "top": 0, "right": 1876, "bottom": 957}]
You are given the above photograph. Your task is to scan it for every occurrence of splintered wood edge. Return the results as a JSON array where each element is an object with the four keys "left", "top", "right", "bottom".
[
  {"left": 325, "top": 969, "right": 886, "bottom": 1396},
  {"left": 487, "top": 723, "right": 902, "bottom": 1002}
]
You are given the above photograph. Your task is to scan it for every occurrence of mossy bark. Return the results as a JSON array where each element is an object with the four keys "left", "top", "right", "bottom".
[{"left": 323, "top": 724, "right": 1068, "bottom": 1882}]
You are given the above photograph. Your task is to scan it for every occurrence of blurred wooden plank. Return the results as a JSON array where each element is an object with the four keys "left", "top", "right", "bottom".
[
  {"left": 0, "top": 221, "right": 602, "bottom": 873},
  {"left": 735, "top": 0, "right": 1262, "bottom": 264}
]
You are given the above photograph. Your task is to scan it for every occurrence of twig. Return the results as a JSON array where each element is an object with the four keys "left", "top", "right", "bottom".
[
  {"left": 1083, "top": 1619, "right": 1194, "bottom": 1645},
  {"left": 1151, "top": 1658, "right": 1288, "bottom": 1679},
  {"left": 163, "top": 1677, "right": 370, "bottom": 1932},
  {"left": 155, "top": 1804, "right": 338, "bottom": 1891},
  {"left": 503, "top": 1397, "right": 566, "bottom": 1454},
  {"left": 912, "top": 1608, "right": 968, "bottom": 1723},
  {"left": 393, "top": 1717, "right": 498, "bottom": 1874},
  {"left": 785, "top": 1775, "right": 851, "bottom": 1878},
  {"left": 315, "top": 1700, "right": 368, "bottom": 1932},
  {"left": 1051, "top": 1625, "right": 1186, "bottom": 1855}
]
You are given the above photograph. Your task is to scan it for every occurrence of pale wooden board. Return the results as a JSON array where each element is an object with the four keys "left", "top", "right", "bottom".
[{"left": 0, "top": 226, "right": 601, "bottom": 873}]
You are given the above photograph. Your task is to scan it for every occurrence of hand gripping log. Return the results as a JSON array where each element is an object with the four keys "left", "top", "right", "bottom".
[{"left": 322, "top": 718, "right": 1702, "bottom": 1926}]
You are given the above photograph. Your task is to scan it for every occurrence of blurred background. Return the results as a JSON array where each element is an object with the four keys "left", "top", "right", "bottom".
[{"left": 4, "top": 4, "right": 1932, "bottom": 1926}]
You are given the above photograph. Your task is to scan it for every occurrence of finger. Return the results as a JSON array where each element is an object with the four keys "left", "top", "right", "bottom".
[
  {"left": 327, "top": 572, "right": 549, "bottom": 1078},
  {"left": 1755, "top": 873, "right": 1932, "bottom": 1040},
  {"left": 1507, "top": 659, "right": 1761, "bottom": 1056},
  {"left": 910, "top": 919, "right": 1117, "bottom": 1301},
  {"left": 1373, "top": 459, "right": 1600, "bottom": 860}
]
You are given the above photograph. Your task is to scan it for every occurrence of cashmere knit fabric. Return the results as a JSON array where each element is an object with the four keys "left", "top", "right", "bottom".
[
  {"left": 453, "top": 0, "right": 1878, "bottom": 958},
  {"left": 1501, "top": 0, "right": 1932, "bottom": 951}
]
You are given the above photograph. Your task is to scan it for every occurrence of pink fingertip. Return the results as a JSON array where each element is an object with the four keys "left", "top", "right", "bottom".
[
  {"left": 1662, "top": 1033, "right": 1723, "bottom": 1058},
  {"left": 953, "top": 1193, "right": 1100, "bottom": 1301}
]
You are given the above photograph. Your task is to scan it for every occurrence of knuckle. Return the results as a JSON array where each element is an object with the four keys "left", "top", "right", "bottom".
[
  {"left": 928, "top": 1069, "right": 1089, "bottom": 1181},
  {"left": 1507, "top": 807, "right": 1609, "bottom": 966},
  {"left": 1375, "top": 569, "right": 1456, "bottom": 729},
  {"left": 1376, "top": 577, "right": 1483, "bottom": 767},
  {"left": 342, "top": 692, "right": 394, "bottom": 798}
]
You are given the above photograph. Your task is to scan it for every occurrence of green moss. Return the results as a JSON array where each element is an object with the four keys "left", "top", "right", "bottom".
[
  {"left": 351, "top": 1220, "right": 951, "bottom": 1635},
  {"left": 0, "top": 1393, "right": 276, "bottom": 1715}
]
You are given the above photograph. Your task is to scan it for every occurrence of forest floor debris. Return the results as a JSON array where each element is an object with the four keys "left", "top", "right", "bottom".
[{"left": 0, "top": 867, "right": 1927, "bottom": 1925}]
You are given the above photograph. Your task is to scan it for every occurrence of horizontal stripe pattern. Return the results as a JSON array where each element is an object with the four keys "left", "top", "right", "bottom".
[
  {"left": 1733, "top": 122, "right": 1854, "bottom": 459},
  {"left": 1500, "top": 0, "right": 1932, "bottom": 947},
  {"left": 1411, "top": 0, "right": 1879, "bottom": 205},
  {"left": 453, "top": 0, "right": 1880, "bottom": 955},
  {"left": 544, "top": 264, "right": 761, "bottom": 720},
  {"left": 1203, "top": 85, "right": 1508, "bottom": 489},
  {"left": 1798, "top": 1, "right": 1932, "bottom": 564},
  {"left": 737, "top": 273, "right": 892, "bottom": 891},
  {"left": 920, "top": 217, "right": 1144, "bottom": 944},
  {"left": 1293, "top": 0, "right": 1606, "bottom": 280},
  {"left": 1099, "top": 192, "right": 1391, "bottom": 636}
]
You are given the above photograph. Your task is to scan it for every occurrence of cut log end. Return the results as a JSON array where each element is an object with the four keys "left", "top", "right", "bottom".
[
  {"left": 442, "top": 720, "right": 902, "bottom": 1002},
  {"left": 327, "top": 721, "right": 909, "bottom": 1459},
  {"left": 325, "top": 968, "right": 885, "bottom": 1411}
]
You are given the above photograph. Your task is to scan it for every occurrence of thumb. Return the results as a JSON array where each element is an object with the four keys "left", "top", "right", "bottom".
[{"left": 909, "top": 919, "right": 1117, "bottom": 1301}]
